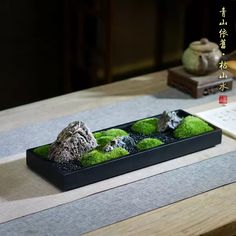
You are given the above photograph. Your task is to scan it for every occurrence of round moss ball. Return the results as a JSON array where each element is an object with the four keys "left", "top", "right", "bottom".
[
  {"left": 80, "top": 150, "right": 104, "bottom": 167},
  {"left": 103, "top": 128, "right": 128, "bottom": 137},
  {"left": 94, "top": 128, "right": 128, "bottom": 149},
  {"left": 131, "top": 118, "right": 158, "bottom": 135},
  {"left": 136, "top": 138, "right": 163, "bottom": 151},
  {"left": 33, "top": 144, "right": 50, "bottom": 158},
  {"left": 96, "top": 135, "right": 114, "bottom": 148},
  {"left": 81, "top": 147, "right": 129, "bottom": 167},
  {"left": 105, "top": 147, "right": 129, "bottom": 160},
  {"left": 94, "top": 129, "right": 128, "bottom": 139},
  {"left": 174, "top": 115, "right": 213, "bottom": 139},
  {"left": 93, "top": 132, "right": 103, "bottom": 139}
]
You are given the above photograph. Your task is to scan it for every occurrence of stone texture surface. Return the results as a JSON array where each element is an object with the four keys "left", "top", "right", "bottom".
[
  {"left": 48, "top": 121, "right": 97, "bottom": 163},
  {"left": 158, "top": 111, "right": 182, "bottom": 132},
  {"left": 103, "top": 136, "right": 135, "bottom": 152}
]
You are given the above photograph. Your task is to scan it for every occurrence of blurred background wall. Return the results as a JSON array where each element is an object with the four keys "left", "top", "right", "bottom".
[{"left": 0, "top": 0, "right": 235, "bottom": 110}]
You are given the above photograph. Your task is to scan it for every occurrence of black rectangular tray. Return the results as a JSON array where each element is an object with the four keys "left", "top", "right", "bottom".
[{"left": 26, "top": 110, "right": 222, "bottom": 191}]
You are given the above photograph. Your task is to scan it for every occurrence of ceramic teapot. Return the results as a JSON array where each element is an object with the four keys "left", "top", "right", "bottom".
[{"left": 182, "top": 38, "right": 222, "bottom": 75}]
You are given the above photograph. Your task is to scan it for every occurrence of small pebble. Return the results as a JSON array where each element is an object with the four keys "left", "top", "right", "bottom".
[{"left": 54, "top": 160, "right": 81, "bottom": 173}]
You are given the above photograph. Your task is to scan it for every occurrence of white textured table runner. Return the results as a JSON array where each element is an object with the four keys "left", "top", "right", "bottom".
[{"left": 0, "top": 152, "right": 235, "bottom": 236}]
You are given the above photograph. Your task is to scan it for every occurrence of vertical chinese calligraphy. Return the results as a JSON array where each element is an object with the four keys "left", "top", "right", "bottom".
[{"left": 218, "top": 6, "right": 229, "bottom": 98}]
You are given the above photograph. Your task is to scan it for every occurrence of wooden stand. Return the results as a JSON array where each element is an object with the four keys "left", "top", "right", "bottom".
[{"left": 168, "top": 66, "right": 234, "bottom": 98}]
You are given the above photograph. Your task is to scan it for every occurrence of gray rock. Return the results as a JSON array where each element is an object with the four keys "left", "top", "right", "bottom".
[
  {"left": 158, "top": 111, "right": 182, "bottom": 132},
  {"left": 48, "top": 121, "right": 97, "bottom": 163},
  {"left": 103, "top": 136, "right": 135, "bottom": 152}
]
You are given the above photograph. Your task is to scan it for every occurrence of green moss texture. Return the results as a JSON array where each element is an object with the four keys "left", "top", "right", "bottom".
[
  {"left": 136, "top": 138, "right": 163, "bottom": 151},
  {"left": 96, "top": 136, "right": 114, "bottom": 147},
  {"left": 103, "top": 128, "right": 128, "bottom": 137},
  {"left": 81, "top": 147, "right": 129, "bottom": 167},
  {"left": 93, "top": 128, "right": 128, "bottom": 148},
  {"left": 33, "top": 144, "right": 50, "bottom": 157},
  {"left": 131, "top": 118, "right": 158, "bottom": 135},
  {"left": 174, "top": 116, "right": 213, "bottom": 139}
]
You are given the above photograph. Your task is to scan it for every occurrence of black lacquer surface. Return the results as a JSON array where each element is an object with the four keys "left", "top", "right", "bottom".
[{"left": 26, "top": 110, "right": 222, "bottom": 191}]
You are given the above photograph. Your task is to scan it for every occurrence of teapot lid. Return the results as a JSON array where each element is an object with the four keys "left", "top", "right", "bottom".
[{"left": 189, "top": 38, "right": 219, "bottom": 52}]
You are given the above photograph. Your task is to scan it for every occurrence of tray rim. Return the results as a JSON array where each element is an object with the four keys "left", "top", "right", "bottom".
[{"left": 26, "top": 109, "right": 222, "bottom": 190}]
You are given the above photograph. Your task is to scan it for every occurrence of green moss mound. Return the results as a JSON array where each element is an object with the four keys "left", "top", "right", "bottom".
[
  {"left": 33, "top": 144, "right": 50, "bottom": 158},
  {"left": 103, "top": 128, "right": 128, "bottom": 137},
  {"left": 136, "top": 138, "right": 163, "bottom": 151},
  {"left": 81, "top": 147, "right": 129, "bottom": 167},
  {"left": 131, "top": 118, "right": 158, "bottom": 135},
  {"left": 93, "top": 132, "right": 103, "bottom": 139},
  {"left": 174, "top": 116, "right": 213, "bottom": 139},
  {"left": 96, "top": 135, "right": 114, "bottom": 147},
  {"left": 93, "top": 128, "right": 128, "bottom": 148},
  {"left": 105, "top": 147, "right": 129, "bottom": 161}
]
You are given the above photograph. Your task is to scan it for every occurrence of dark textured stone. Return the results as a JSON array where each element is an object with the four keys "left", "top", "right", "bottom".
[
  {"left": 103, "top": 136, "right": 135, "bottom": 152},
  {"left": 48, "top": 121, "right": 97, "bottom": 163},
  {"left": 158, "top": 111, "right": 182, "bottom": 132}
]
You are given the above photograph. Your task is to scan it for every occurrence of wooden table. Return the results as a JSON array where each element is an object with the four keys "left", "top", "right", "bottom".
[{"left": 0, "top": 70, "right": 236, "bottom": 236}]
